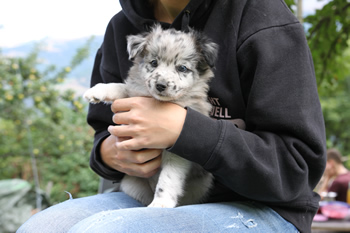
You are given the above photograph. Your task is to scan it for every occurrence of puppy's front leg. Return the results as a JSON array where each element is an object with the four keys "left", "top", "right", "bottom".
[
  {"left": 148, "top": 152, "right": 191, "bottom": 208},
  {"left": 83, "top": 83, "right": 128, "bottom": 103}
]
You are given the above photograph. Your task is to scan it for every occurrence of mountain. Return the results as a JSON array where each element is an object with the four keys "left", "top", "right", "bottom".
[{"left": 2, "top": 36, "right": 104, "bottom": 96}]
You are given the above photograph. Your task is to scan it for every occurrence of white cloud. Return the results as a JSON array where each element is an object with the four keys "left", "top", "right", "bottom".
[
  {"left": 0, "top": 0, "right": 121, "bottom": 48},
  {"left": 0, "top": 0, "right": 331, "bottom": 48},
  {"left": 304, "top": 0, "right": 330, "bottom": 15},
  {"left": 56, "top": 79, "right": 88, "bottom": 97}
]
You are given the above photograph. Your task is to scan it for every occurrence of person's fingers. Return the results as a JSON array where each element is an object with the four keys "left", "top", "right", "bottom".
[
  {"left": 121, "top": 152, "right": 162, "bottom": 178},
  {"left": 128, "top": 149, "right": 162, "bottom": 164},
  {"left": 108, "top": 125, "right": 141, "bottom": 142},
  {"left": 116, "top": 137, "right": 145, "bottom": 151},
  {"left": 111, "top": 97, "right": 148, "bottom": 113},
  {"left": 112, "top": 111, "right": 141, "bottom": 125}
]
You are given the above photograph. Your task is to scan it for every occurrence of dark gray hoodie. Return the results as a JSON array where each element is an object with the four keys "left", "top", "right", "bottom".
[{"left": 87, "top": 1, "right": 327, "bottom": 232}]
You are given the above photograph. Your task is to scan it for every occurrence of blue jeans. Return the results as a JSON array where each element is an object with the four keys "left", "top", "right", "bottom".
[{"left": 17, "top": 192, "right": 299, "bottom": 232}]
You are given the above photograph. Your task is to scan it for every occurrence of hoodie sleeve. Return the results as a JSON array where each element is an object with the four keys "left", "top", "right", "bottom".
[
  {"left": 86, "top": 14, "right": 130, "bottom": 181},
  {"left": 86, "top": 47, "right": 125, "bottom": 181},
  {"left": 169, "top": 22, "right": 327, "bottom": 203}
]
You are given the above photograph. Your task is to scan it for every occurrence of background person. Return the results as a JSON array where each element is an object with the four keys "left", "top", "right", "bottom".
[{"left": 318, "top": 148, "right": 350, "bottom": 202}]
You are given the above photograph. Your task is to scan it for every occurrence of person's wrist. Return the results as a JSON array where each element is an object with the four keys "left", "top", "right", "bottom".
[
  {"left": 166, "top": 104, "right": 187, "bottom": 148},
  {"left": 100, "top": 135, "right": 117, "bottom": 169}
]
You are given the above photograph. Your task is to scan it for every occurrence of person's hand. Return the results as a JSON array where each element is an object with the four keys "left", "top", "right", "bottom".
[
  {"left": 108, "top": 97, "right": 187, "bottom": 151},
  {"left": 100, "top": 134, "right": 162, "bottom": 178}
]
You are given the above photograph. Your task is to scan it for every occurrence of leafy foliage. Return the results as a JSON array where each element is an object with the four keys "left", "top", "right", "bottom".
[
  {"left": 284, "top": 0, "right": 296, "bottom": 11},
  {"left": 321, "top": 94, "right": 350, "bottom": 152},
  {"left": 319, "top": 58, "right": 350, "bottom": 158},
  {"left": 0, "top": 39, "right": 99, "bottom": 204},
  {"left": 304, "top": 1, "right": 350, "bottom": 158},
  {"left": 305, "top": 0, "right": 350, "bottom": 90}
]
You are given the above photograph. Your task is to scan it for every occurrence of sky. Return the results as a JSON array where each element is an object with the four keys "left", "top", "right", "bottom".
[
  {"left": 0, "top": 0, "right": 329, "bottom": 48},
  {"left": 303, "top": 0, "right": 330, "bottom": 13},
  {"left": 0, "top": 0, "right": 121, "bottom": 48}
]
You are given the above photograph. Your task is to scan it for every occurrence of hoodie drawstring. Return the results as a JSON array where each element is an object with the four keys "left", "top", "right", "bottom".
[{"left": 181, "top": 10, "right": 191, "bottom": 32}]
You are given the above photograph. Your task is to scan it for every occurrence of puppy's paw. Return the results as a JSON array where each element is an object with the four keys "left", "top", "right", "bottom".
[
  {"left": 147, "top": 199, "right": 177, "bottom": 208},
  {"left": 83, "top": 84, "right": 107, "bottom": 103}
]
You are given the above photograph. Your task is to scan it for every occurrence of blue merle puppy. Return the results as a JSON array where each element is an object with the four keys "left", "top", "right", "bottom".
[{"left": 84, "top": 24, "right": 218, "bottom": 208}]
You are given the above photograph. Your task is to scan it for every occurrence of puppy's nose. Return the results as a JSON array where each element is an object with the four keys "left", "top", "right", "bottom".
[{"left": 156, "top": 83, "right": 167, "bottom": 92}]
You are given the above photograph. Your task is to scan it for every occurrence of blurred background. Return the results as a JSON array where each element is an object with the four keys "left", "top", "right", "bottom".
[{"left": 1, "top": 0, "right": 350, "bottom": 232}]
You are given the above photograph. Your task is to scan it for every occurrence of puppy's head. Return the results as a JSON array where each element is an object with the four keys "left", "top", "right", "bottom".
[{"left": 126, "top": 25, "right": 218, "bottom": 101}]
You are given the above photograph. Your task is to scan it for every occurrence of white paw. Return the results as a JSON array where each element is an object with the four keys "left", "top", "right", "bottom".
[
  {"left": 83, "top": 84, "right": 107, "bottom": 103},
  {"left": 147, "top": 199, "right": 176, "bottom": 208}
]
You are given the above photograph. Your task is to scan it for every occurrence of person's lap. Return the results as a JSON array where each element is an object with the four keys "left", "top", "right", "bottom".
[{"left": 17, "top": 192, "right": 299, "bottom": 233}]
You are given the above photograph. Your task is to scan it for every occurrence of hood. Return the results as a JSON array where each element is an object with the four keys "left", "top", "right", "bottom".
[{"left": 119, "top": 0, "right": 214, "bottom": 32}]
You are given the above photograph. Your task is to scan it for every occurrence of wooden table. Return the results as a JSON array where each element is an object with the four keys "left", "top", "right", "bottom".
[{"left": 312, "top": 220, "right": 350, "bottom": 232}]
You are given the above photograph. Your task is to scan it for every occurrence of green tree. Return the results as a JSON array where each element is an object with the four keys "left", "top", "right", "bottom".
[
  {"left": 319, "top": 46, "right": 350, "bottom": 157},
  {"left": 0, "top": 39, "right": 99, "bottom": 204},
  {"left": 284, "top": 0, "right": 296, "bottom": 11},
  {"left": 303, "top": 1, "right": 350, "bottom": 157},
  {"left": 305, "top": 0, "right": 350, "bottom": 89}
]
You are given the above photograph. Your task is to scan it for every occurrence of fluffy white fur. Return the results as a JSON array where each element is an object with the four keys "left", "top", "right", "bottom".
[{"left": 84, "top": 25, "right": 218, "bottom": 208}]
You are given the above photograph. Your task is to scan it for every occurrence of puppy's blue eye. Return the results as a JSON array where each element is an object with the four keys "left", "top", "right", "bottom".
[
  {"left": 150, "top": 60, "right": 158, "bottom": 67},
  {"left": 177, "top": 65, "right": 188, "bottom": 72}
]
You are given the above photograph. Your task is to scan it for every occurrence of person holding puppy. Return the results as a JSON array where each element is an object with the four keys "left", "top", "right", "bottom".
[{"left": 18, "top": 0, "right": 326, "bottom": 232}]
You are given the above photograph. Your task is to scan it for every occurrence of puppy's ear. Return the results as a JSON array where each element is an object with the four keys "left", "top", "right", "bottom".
[
  {"left": 199, "top": 37, "right": 218, "bottom": 68},
  {"left": 127, "top": 34, "right": 147, "bottom": 61},
  {"left": 194, "top": 31, "right": 218, "bottom": 68}
]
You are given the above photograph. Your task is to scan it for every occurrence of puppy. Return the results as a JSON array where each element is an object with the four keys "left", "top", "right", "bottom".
[{"left": 84, "top": 25, "right": 218, "bottom": 208}]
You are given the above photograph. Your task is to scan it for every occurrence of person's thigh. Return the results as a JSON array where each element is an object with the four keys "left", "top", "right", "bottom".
[
  {"left": 17, "top": 192, "right": 144, "bottom": 233},
  {"left": 68, "top": 201, "right": 299, "bottom": 233}
]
